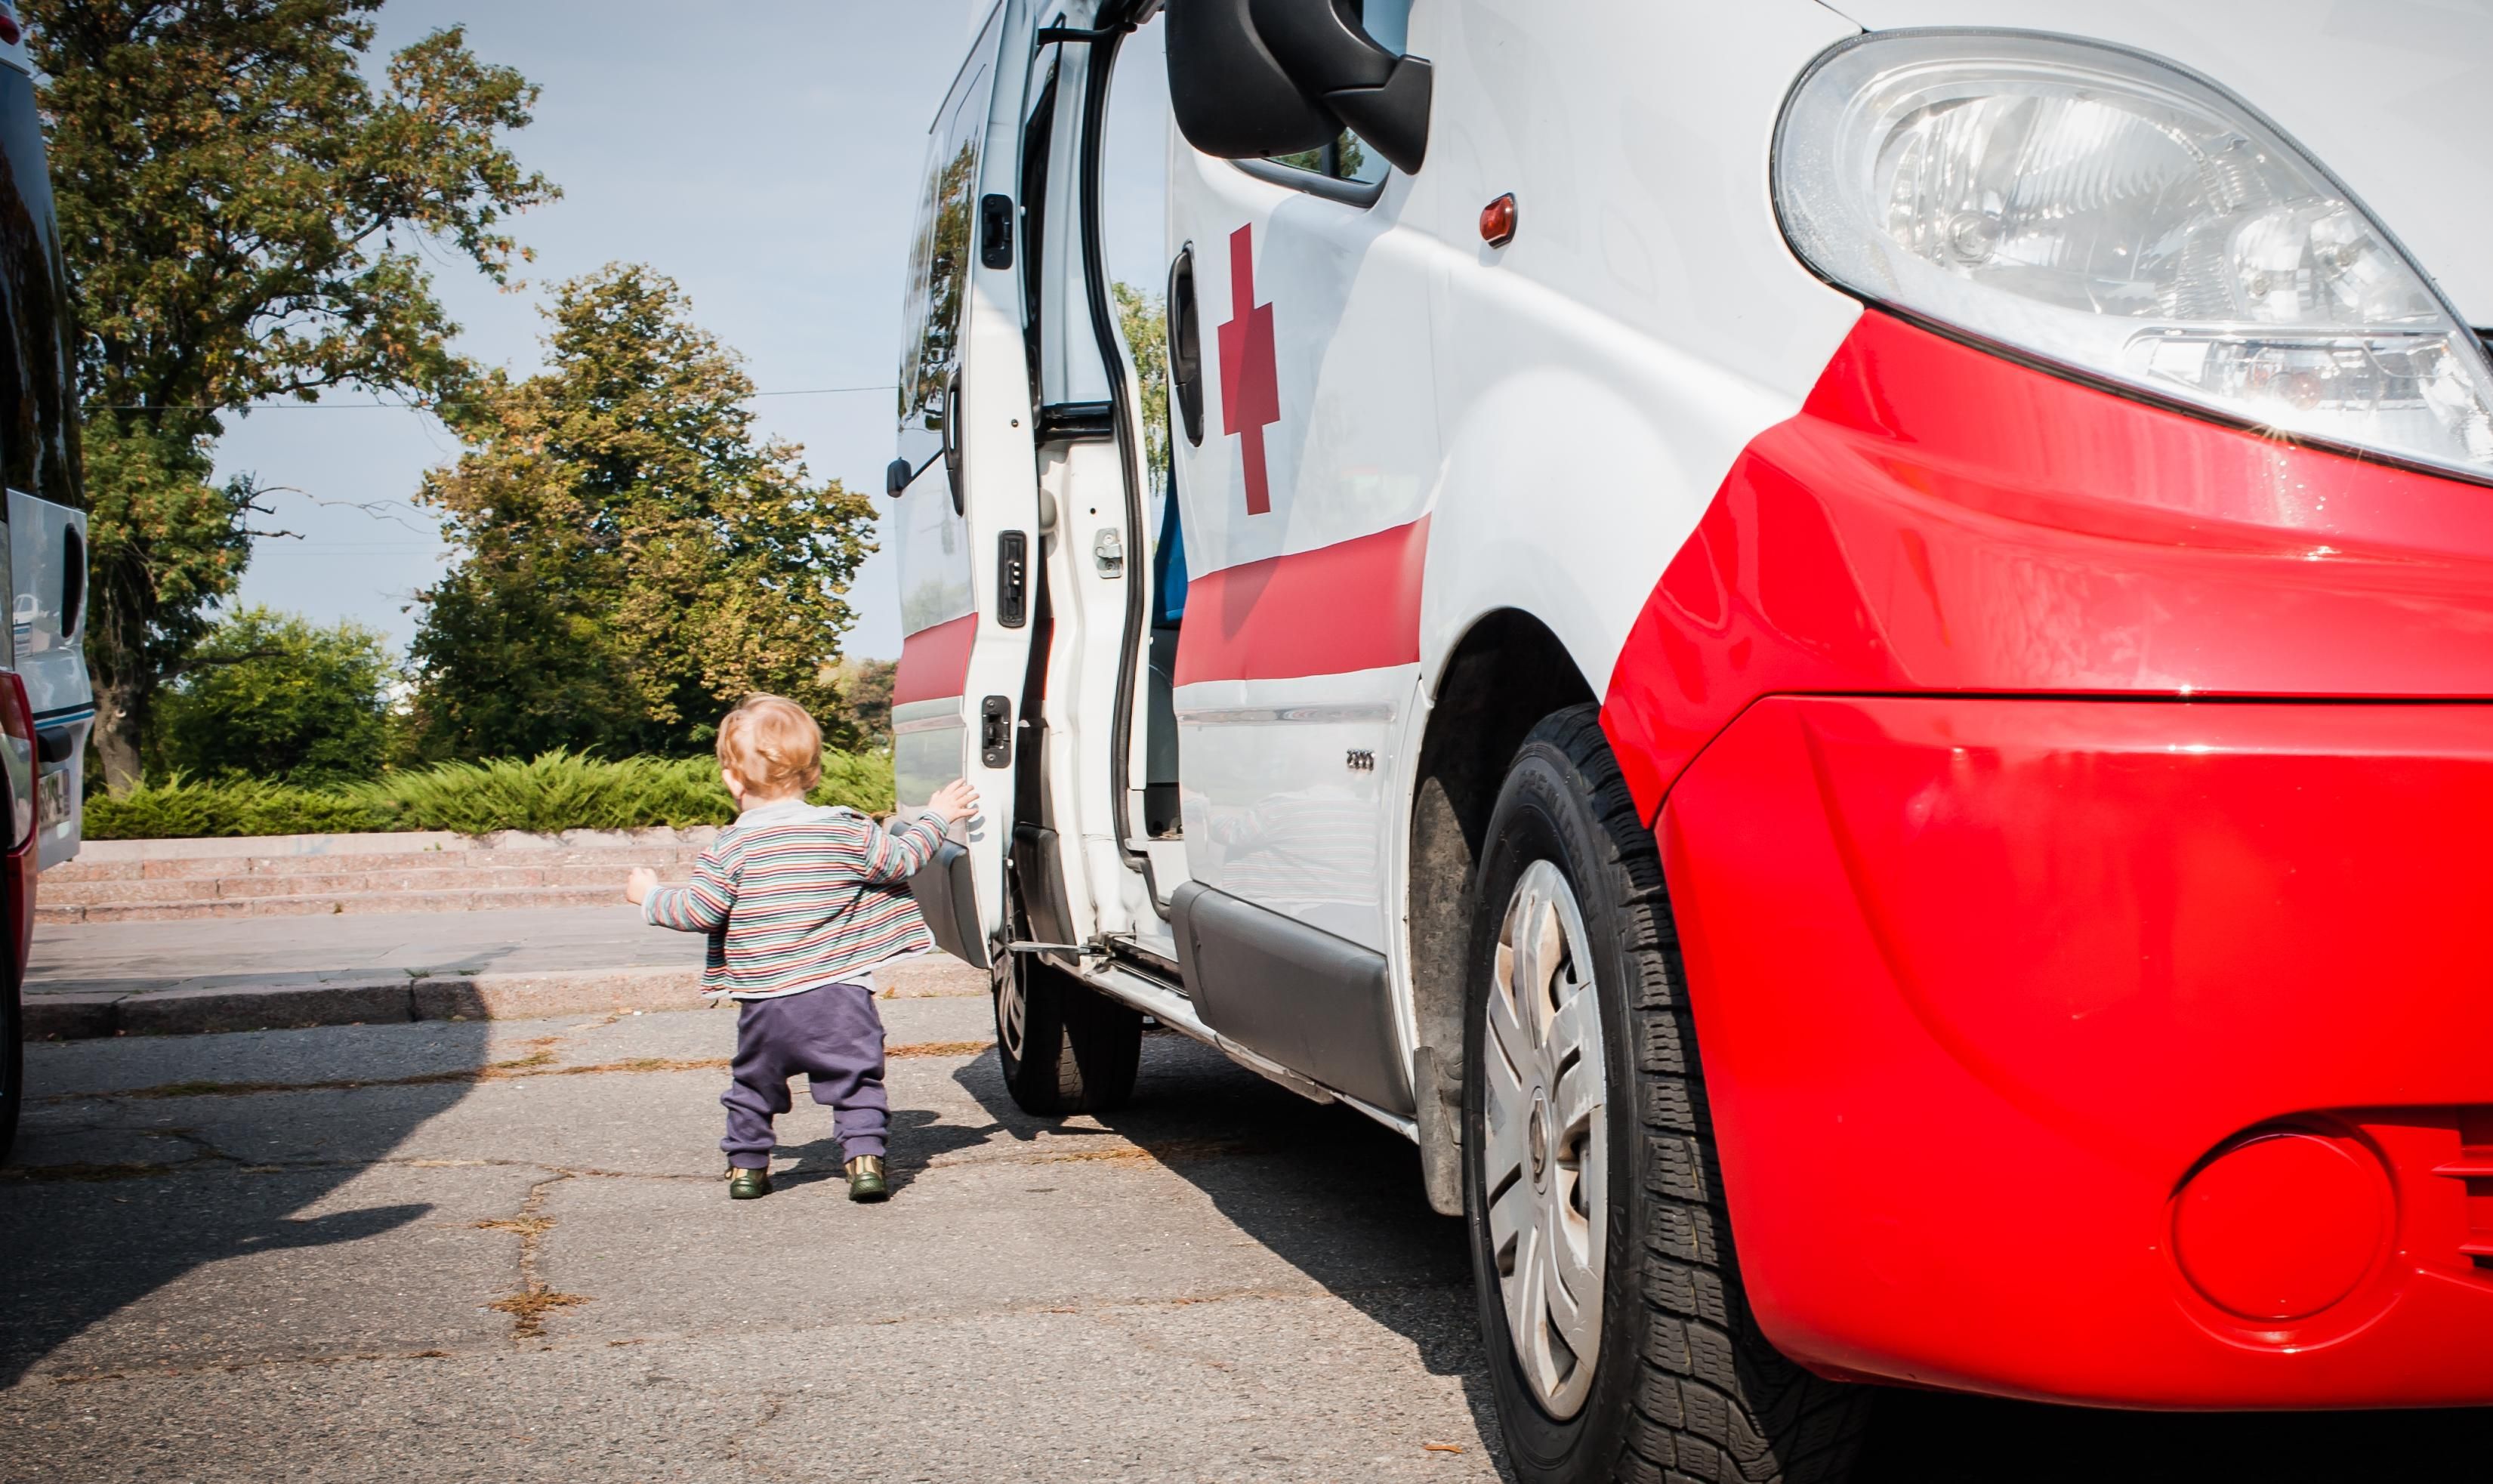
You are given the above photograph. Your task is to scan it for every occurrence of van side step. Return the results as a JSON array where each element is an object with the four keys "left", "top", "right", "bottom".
[{"left": 1166, "top": 882, "right": 1415, "bottom": 1117}]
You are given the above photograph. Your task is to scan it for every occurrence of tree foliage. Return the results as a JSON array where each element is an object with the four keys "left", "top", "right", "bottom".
[
  {"left": 79, "top": 417, "right": 256, "bottom": 754},
  {"left": 1115, "top": 281, "right": 1170, "bottom": 480},
  {"left": 153, "top": 606, "right": 393, "bottom": 782},
  {"left": 825, "top": 656, "right": 896, "bottom": 748},
  {"left": 409, "top": 264, "right": 876, "bottom": 761},
  {"left": 29, "top": 0, "right": 555, "bottom": 783}
]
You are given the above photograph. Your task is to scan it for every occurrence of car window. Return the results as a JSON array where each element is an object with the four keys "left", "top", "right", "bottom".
[
  {"left": 895, "top": 11, "right": 1003, "bottom": 459},
  {"left": 1263, "top": 0, "right": 1412, "bottom": 191}
]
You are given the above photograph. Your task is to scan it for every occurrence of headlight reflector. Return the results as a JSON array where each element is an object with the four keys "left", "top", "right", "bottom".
[{"left": 1776, "top": 32, "right": 2493, "bottom": 481}]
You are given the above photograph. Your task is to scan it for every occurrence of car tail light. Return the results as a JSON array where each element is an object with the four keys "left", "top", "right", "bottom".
[{"left": 0, "top": 672, "right": 32, "bottom": 854}]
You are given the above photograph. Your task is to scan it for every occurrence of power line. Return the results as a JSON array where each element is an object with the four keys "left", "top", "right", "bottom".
[{"left": 79, "top": 382, "right": 898, "bottom": 412}]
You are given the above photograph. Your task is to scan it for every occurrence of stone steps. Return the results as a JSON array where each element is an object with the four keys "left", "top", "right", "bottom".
[
  {"left": 42, "top": 885, "right": 640, "bottom": 924},
  {"left": 44, "top": 859, "right": 706, "bottom": 907},
  {"left": 39, "top": 828, "right": 719, "bottom": 924},
  {"left": 49, "top": 850, "right": 711, "bottom": 884}
]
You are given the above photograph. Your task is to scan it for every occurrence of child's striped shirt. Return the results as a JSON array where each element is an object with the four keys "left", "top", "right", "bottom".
[{"left": 642, "top": 799, "right": 946, "bottom": 1000}]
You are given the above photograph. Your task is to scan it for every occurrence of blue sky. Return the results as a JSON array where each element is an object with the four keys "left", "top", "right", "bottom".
[{"left": 221, "top": 0, "right": 1168, "bottom": 664}]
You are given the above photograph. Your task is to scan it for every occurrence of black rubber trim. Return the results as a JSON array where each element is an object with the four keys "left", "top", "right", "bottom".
[
  {"left": 1010, "top": 822, "right": 1075, "bottom": 951},
  {"left": 1035, "top": 400, "right": 1115, "bottom": 441},
  {"left": 1073, "top": 26, "right": 1163, "bottom": 908},
  {"left": 1169, "top": 881, "right": 1414, "bottom": 1115},
  {"left": 1230, "top": 156, "right": 1384, "bottom": 208},
  {"left": 909, "top": 841, "right": 990, "bottom": 971}
]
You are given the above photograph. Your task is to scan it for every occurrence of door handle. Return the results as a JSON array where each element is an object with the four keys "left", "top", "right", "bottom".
[
  {"left": 1167, "top": 243, "right": 1204, "bottom": 447},
  {"left": 980, "top": 695, "right": 1012, "bottom": 768},
  {"left": 943, "top": 365, "right": 966, "bottom": 516},
  {"left": 996, "top": 530, "right": 1029, "bottom": 628}
]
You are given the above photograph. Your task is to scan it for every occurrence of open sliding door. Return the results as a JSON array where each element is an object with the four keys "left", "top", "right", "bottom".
[{"left": 889, "top": 1, "right": 1042, "bottom": 970}]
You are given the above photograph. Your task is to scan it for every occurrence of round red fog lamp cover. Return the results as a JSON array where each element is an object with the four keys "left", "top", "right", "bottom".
[
  {"left": 2172, "top": 1131, "right": 2387, "bottom": 1323},
  {"left": 1479, "top": 193, "right": 1518, "bottom": 248},
  {"left": 0, "top": 15, "right": 20, "bottom": 45}
]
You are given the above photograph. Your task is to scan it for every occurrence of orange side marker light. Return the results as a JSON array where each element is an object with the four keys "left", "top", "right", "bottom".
[{"left": 1479, "top": 193, "right": 1519, "bottom": 248}]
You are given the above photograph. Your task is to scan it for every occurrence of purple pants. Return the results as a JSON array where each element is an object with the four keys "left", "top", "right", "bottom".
[{"left": 720, "top": 983, "right": 888, "bottom": 1168}]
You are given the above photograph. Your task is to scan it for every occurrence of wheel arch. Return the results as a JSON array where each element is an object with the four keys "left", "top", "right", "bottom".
[{"left": 1403, "top": 606, "right": 1597, "bottom": 1214}]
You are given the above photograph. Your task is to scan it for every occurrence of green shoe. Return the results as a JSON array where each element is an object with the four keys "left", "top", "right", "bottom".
[
  {"left": 846, "top": 1155, "right": 889, "bottom": 1203},
  {"left": 727, "top": 1166, "right": 771, "bottom": 1200}
]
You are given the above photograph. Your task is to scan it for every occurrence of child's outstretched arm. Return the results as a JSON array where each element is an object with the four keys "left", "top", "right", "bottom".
[
  {"left": 858, "top": 779, "right": 981, "bottom": 884},
  {"left": 629, "top": 849, "right": 737, "bottom": 933}
]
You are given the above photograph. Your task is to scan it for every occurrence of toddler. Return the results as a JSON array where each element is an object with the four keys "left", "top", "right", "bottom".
[{"left": 626, "top": 694, "right": 977, "bottom": 1202}]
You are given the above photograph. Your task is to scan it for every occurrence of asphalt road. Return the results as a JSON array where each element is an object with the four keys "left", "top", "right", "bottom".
[{"left": 5, "top": 1001, "right": 2485, "bottom": 1482}]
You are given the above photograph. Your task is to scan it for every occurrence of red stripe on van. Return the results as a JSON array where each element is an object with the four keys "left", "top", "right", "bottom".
[
  {"left": 1174, "top": 517, "right": 1428, "bottom": 686},
  {"left": 893, "top": 612, "right": 978, "bottom": 706}
]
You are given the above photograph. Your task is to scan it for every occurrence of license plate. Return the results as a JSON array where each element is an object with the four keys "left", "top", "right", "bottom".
[{"left": 37, "top": 768, "right": 67, "bottom": 830}]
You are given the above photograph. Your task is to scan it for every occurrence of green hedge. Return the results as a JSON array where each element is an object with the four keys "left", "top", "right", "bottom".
[{"left": 85, "top": 748, "right": 897, "bottom": 841}]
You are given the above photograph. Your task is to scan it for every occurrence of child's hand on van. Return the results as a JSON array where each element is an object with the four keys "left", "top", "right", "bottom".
[
  {"left": 625, "top": 866, "right": 658, "bottom": 906},
  {"left": 930, "top": 779, "right": 981, "bottom": 825}
]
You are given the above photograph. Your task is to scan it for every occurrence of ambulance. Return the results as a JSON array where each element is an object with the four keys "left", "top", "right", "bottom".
[
  {"left": 0, "top": 0, "right": 97, "bottom": 1160},
  {"left": 887, "top": 2, "right": 2493, "bottom": 1476}
]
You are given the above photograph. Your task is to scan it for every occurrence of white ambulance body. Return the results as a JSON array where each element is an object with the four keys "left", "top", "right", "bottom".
[
  {"left": 0, "top": 0, "right": 97, "bottom": 1159},
  {"left": 890, "top": 3, "right": 2493, "bottom": 1478}
]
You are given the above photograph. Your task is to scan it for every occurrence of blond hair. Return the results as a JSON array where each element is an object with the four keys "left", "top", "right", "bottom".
[{"left": 716, "top": 694, "right": 822, "bottom": 798}]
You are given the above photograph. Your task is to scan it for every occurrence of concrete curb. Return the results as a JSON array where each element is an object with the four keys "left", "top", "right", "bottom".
[
  {"left": 23, "top": 955, "right": 990, "bottom": 1040},
  {"left": 23, "top": 965, "right": 706, "bottom": 1041}
]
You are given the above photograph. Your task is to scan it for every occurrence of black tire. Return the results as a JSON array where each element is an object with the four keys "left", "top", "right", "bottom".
[
  {"left": 1464, "top": 705, "right": 1871, "bottom": 1484},
  {"left": 994, "top": 947, "right": 1142, "bottom": 1116},
  {"left": 0, "top": 975, "right": 18, "bottom": 1163}
]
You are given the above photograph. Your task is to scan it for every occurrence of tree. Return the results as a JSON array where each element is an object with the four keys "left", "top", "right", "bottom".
[
  {"left": 1115, "top": 281, "right": 1170, "bottom": 479},
  {"left": 29, "top": 0, "right": 556, "bottom": 784},
  {"left": 153, "top": 606, "right": 393, "bottom": 782},
  {"left": 826, "top": 656, "right": 896, "bottom": 748},
  {"left": 408, "top": 264, "right": 876, "bottom": 761}
]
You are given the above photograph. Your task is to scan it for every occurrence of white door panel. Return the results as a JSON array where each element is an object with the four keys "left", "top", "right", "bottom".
[
  {"left": 1167, "top": 135, "right": 1442, "bottom": 946},
  {"left": 1174, "top": 665, "right": 1413, "bottom": 951},
  {"left": 888, "top": 0, "right": 1041, "bottom": 958},
  {"left": 8, "top": 489, "right": 88, "bottom": 868}
]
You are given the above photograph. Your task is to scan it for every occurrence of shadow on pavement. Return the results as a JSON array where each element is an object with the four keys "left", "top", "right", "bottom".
[
  {"left": 1856, "top": 1387, "right": 2493, "bottom": 1481},
  {"left": 950, "top": 1027, "right": 2493, "bottom": 1482},
  {"left": 955, "top": 1030, "right": 1514, "bottom": 1479},
  {"left": 0, "top": 996, "right": 502, "bottom": 1387},
  {"left": 775, "top": 1106, "right": 1002, "bottom": 1196}
]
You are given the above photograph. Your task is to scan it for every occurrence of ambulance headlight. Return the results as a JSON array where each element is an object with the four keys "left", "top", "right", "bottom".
[{"left": 1775, "top": 31, "right": 2493, "bottom": 482}]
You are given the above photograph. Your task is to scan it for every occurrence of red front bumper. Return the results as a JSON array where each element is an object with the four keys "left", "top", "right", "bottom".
[{"left": 1661, "top": 694, "right": 2493, "bottom": 1407}]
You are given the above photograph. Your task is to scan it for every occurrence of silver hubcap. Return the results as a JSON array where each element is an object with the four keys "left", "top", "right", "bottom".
[
  {"left": 995, "top": 954, "right": 1028, "bottom": 1063},
  {"left": 1484, "top": 859, "right": 1610, "bottom": 1418}
]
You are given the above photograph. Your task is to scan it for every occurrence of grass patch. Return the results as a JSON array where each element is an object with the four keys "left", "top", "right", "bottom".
[{"left": 86, "top": 747, "right": 896, "bottom": 840}]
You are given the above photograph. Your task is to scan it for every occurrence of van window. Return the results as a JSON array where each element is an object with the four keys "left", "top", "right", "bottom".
[
  {"left": 896, "top": 15, "right": 1002, "bottom": 459},
  {"left": 1263, "top": 0, "right": 1412, "bottom": 190}
]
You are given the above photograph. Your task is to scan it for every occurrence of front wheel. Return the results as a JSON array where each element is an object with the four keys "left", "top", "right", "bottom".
[
  {"left": 994, "top": 945, "right": 1142, "bottom": 1116},
  {"left": 1464, "top": 706, "right": 1871, "bottom": 1484}
]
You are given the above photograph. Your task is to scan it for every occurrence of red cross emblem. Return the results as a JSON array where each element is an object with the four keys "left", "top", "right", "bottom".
[{"left": 1217, "top": 224, "right": 1279, "bottom": 517}]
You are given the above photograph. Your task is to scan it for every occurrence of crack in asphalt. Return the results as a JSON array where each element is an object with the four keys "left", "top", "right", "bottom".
[
  {"left": 6, "top": 1131, "right": 1276, "bottom": 1187},
  {"left": 29, "top": 1039, "right": 998, "bottom": 1106},
  {"left": 480, "top": 1172, "right": 590, "bottom": 1341},
  {"left": 14, "top": 1281, "right": 1469, "bottom": 1388},
  {"left": 3, "top": 1124, "right": 1282, "bottom": 1192}
]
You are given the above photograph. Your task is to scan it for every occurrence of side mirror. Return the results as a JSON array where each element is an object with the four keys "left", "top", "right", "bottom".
[{"left": 1165, "top": 0, "right": 1431, "bottom": 176}]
